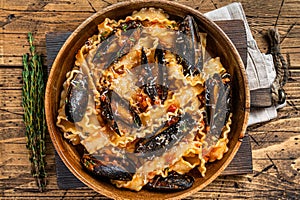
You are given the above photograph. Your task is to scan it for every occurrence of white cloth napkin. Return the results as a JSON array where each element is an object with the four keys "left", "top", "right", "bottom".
[{"left": 204, "top": 2, "right": 278, "bottom": 126}]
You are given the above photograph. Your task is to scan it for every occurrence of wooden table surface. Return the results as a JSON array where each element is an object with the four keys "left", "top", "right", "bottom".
[{"left": 0, "top": 0, "right": 299, "bottom": 199}]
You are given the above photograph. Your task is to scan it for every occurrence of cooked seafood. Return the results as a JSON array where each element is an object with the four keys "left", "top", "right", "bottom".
[
  {"left": 65, "top": 72, "right": 89, "bottom": 123},
  {"left": 82, "top": 153, "right": 135, "bottom": 181},
  {"left": 57, "top": 8, "right": 232, "bottom": 192},
  {"left": 145, "top": 171, "right": 194, "bottom": 191}
]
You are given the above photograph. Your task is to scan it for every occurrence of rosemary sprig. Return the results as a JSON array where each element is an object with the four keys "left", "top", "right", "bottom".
[{"left": 22, "top": 32, "right": 47, "bottom": 192}]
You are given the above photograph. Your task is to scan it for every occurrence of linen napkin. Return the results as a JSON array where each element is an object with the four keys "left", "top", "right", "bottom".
[{"left": 204, "top": 2, "right": 282, "bottom": 126}]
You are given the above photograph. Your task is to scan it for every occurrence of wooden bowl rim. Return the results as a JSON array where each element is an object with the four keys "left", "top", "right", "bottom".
[{"left": 45, "top": 0, "right": 250, "bottom": 199}]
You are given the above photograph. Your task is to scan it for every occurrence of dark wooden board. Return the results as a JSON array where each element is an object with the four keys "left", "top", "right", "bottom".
[
  {"left": 46, "top": 20, "right": 253, "bottom": 189},
  {"left": 250, "top": 88, "right": 273, "bottom": 108},
  {"left": 214, "top": 21, "right": 273, "bottom": 108},
  {"left": 214, "top": 20, "right": 248, "bottom": 69}
]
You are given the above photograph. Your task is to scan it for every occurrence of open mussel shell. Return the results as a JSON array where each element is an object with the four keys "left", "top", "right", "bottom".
[
  {"left": 92, "top": 21, "right": 142, "bottom": 70},
  {"left": 134, "top": 113, "right": 195, "bottom": 157},
  {"left": 204, "top": 73, "right": 231, "bottom": 147},
  {"left": 81, "top": 153, "right": 135, "bottom": 181}
]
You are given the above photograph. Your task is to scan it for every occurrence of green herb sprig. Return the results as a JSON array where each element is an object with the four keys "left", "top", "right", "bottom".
[{"left": 22, "top": 32, "right": 47, "bottom": 192}]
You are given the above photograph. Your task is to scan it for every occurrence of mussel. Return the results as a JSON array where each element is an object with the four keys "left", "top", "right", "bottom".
[
  {"left": 99, "top": 87, "right": 121, "bottom": 136},
  {"left": 82, "top": 153, "right": 135, "bottom": 181},
  {"left": 65, "top": 72, "right": 89, "bottom": 123},
  {"left": 140, "top": 47, "right": 159, "bottom": 102},
  {"left": 99, "top": 88, "right": 142, "bottom": 136},
  {"left": 155, "top": 44, "right": 169, "bottom": 102},
  {"left": 110, "top": 91, "right": 142, "bottom": 128},
  {"left": 93, "top": 20, "right": 142, "bottom": 69},
  {"left": 145, "top": 171, "right": 194, "bottom": 191},
  {"left": 175, "top": 15, "right": 203, "bottom": 76},
  {"left": 135, "top": 113, "right": 195, "bottom": 159},
  {"left": 138, "top": 46, "right": 169, "bottom": 104},
  {"left": 205, "top": 73, "right": 231, "bottom": 138}
]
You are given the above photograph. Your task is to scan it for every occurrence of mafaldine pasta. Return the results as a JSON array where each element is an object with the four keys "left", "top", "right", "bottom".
[{"left": 56, "top": 8, "right": 232, "bottom": 191}]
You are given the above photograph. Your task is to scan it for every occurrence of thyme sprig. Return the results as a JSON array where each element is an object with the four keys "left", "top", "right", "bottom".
[{"left": 22, "top": 32, "right": 47, "bottom": 192}]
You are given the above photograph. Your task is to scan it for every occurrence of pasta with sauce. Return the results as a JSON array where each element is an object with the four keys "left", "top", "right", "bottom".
[{"left": 56, "top": 8, "right": 232, "bottom": 191}]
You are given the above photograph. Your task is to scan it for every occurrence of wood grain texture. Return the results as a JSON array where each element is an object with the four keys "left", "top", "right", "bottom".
[
  {"left": 250, "top": 88, "right": 273, "bottom": 108},
  {"left": 0, "top": 0, "right": 298, "bottom": 68},
  {"left": 0, "top": 0, "right": 299, "bottom": 199}
]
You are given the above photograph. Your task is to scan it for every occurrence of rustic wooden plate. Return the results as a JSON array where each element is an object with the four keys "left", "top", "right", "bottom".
[{"left": 45, "top": 1, "right": 250, "bottom": 199}]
